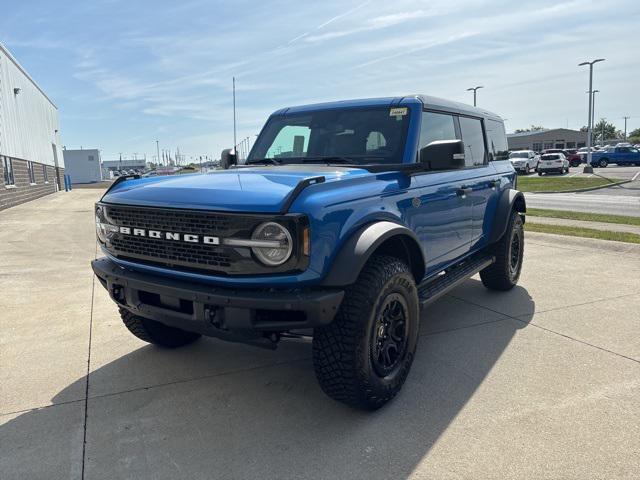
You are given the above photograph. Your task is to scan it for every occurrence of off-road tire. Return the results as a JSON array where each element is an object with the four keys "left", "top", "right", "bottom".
[
  {"left": 312, "top": 255, "right": 419, "bottom": 410},
  {"left": 120, "top": 308, "right": 201, "bottom": 348},
  {"left": 480, "top": 210, "right": 524, "bottom": 291}
]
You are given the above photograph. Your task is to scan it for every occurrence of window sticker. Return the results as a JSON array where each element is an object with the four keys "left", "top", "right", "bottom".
[{"left": 390, "top": 107, "right": 408, "bottom": 117}]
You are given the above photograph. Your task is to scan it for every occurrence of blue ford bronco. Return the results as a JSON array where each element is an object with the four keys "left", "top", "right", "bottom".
[{"left": 92, "top": 95, "right": 525, "bottom": 409}]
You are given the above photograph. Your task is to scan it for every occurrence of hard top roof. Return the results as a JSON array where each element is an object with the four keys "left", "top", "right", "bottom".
[{"left": 273, "top": 94, "right": 502, "bottom": 121}]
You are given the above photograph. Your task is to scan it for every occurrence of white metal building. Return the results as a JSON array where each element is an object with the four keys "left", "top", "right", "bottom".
[
  {"left": 1, "top": 42, "right": 64, "bottom": 210},
  {"left": 63, "top": 148, "right": 103, "bottom": 184}
]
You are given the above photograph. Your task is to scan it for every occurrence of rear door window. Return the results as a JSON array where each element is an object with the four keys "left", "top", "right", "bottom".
[{"left": 459, "top": 116, "right": 487, "bottom": 167}]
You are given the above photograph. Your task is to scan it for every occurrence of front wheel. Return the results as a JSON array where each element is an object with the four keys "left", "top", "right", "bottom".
[
  {"left": 599, "top": 158, "right": 608, "bottom": 168},
  {"left": 313, "top": 255, "right": 419, "bottom": 410},
  {"left": 538, "top": 171, "right": 543, "bottom": 176},
  {"left": 480, "top": 210, "right": 524, "bottom": 291}
]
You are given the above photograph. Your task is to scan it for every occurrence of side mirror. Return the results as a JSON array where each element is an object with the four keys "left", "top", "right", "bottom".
[
  {"left": 419, "top": 139, "right": 465, "bottom": 170},
  {"left": 220, "top": 148, "right": 237, "bottom": 170}
]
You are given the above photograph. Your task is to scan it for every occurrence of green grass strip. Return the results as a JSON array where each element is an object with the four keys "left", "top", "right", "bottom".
[
  {"left": 517, "top": 176, "right": 621, "bottom": 192},
  {"left": 527, "top": 208, "right": 640, "bottom": 227},
  {"left": 525, "top": 223, "right": 640, "bottom": 244}
]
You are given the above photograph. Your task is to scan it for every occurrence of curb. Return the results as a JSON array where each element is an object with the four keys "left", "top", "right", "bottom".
[{"left": 527, "top": 179, "right": 631, "bottom": 194}]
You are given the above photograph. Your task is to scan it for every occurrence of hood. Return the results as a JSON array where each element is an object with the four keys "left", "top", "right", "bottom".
[{"left": 101, "top": 166, "right": 373, "bottom": 213}]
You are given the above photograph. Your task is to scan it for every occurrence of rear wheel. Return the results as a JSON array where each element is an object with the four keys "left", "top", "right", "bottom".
[
  {"left": 120, "top": 308, "right": 201, "bottom": 348},
  {"left": 480, "top": 210, "right": 524, "bottom": 291},
  {"left": 313, "top": 255, "right": 419, "bottom": 410},
  {"left": 599, "top": 158, "right": 608, "bottom": 168},
  {"left": 538, "top": 171, "right": 543, "bottom": 176}
]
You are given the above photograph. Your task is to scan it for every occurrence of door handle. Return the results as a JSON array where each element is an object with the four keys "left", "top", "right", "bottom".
[{"left": 457, "top": 186, "right": 473, "bottom": 197}]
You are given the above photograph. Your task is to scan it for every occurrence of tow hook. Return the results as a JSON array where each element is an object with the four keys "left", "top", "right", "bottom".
[
  {"left": 111, "top": 284, "right": 125, "bottom": 304},
  {"left": 205, "top": 306, "right": 221, "bottom": 328}
]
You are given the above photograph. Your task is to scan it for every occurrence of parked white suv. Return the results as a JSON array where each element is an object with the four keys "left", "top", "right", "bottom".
[
  {"left": 538, "top": 153, "right": 569, "bottom": 175},
  {"left": 509, "top": 150, "right": 539, "bottom": 174}
]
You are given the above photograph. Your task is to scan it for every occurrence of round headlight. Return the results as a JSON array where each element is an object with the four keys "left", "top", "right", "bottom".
[{"left": 251, "top": 222, "right": 293, "bottom": 266}]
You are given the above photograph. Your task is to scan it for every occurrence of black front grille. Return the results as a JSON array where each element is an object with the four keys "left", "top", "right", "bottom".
[{"left": 101, "top": 204, "right": 305, "bottom": 276}]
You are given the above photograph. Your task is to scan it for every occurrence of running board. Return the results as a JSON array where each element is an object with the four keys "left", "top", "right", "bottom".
[{"left": 418, "top": 254, "right": 494, "bottom": 307}]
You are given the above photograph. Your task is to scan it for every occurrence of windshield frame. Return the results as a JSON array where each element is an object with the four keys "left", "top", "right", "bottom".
[{"left": 245, "top": 105, "right": 418, "bottom": 167}]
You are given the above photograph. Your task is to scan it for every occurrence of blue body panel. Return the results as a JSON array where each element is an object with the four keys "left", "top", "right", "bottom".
[
  {"left": 101, "top": 96, "right": 516, "bottom": 288},
  {"left": 590, "top": 147, "right": 640, "bottom": 166}
]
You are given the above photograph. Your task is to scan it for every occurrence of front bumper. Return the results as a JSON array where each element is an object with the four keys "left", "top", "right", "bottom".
[{"left": 92, "top": 257, "right": 344, "bottom": 342}]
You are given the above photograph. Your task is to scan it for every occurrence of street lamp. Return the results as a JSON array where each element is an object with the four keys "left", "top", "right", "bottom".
[
  {"left": 579, "top": 58, "right": 605, "bottom": 173},
  {"left": 466, "top": 86, "right": 483, "bottom": 107}
]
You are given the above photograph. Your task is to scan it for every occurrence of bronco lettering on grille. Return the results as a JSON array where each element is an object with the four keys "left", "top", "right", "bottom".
[{"left": 118, "top": 226, "right": 220, "bottom": 245}]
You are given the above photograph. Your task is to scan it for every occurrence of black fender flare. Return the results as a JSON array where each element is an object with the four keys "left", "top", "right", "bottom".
[
  {"left": 488, "top": 189, "right": 526, "bottom": 244},
  {"left": 321, "top": 221, "right": 426, "bottom": 287}
]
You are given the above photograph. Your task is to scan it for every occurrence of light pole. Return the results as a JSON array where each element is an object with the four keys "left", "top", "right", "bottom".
[
  {"left": 623, "top": 116, "right": 630, "bottom": 140},
  {"left": 466, "top": 86, "right": 483, "bottom": 107},
  {"left": 590, "top": 90, "right": 599, "bottom": 146},
  {"left": 579, "top": 58, "right": 605, "bottom": 173}
]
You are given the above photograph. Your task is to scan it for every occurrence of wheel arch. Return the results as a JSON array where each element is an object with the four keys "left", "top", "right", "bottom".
[
  {"left": 321, "top": 221, "right": 426, "bottom": 287},
  {"left": 487, "top": 189, "right": 526, "bottom": 244}
]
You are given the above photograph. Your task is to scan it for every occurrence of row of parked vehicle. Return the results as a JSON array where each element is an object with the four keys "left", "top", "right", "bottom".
[
  {"left": 509, "top": 143, "right": 640, "bottom": 174},
  {"left": 508, "top": 149, "right": 577, "bottom": 175}
]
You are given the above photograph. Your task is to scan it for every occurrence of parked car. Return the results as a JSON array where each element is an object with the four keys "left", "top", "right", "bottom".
[
  {"left": 92, "top": 95, "right": 525, "bottom": 410},
  {"left": 538, "top": 153, "right": 569, "bottom": 175},
  {"left": 590, "top": 146, "right": 640, "bottom": 167},
  {"left": 509, "top": 150, "right": 538, "bottom": 173},
  {"left": 542, "top": 148, "right": 581, "bottom": 167}
]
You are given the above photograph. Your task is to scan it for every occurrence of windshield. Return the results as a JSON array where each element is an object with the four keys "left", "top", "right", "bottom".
[
  {"left": 246, "top": 107, "right": 410, "bottom": 165},
  {"left": 509, "top": 152, "right": 529, "bottom": 158}
]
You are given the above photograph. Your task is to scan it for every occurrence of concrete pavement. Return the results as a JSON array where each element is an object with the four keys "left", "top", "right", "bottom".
[{"left": 1, "top": 190, "right": 639, "bottom": 480}]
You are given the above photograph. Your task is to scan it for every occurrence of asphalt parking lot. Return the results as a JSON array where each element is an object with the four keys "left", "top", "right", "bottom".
[
  {"left": 525, "top": 164, "right": 640, "bottom": 216},
  {"left": 1, "top": 190, "right": 639, "bottom": 480}
]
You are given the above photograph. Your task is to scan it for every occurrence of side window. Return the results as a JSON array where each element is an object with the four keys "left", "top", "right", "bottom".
[
  {"left": 42, "top": 164, "right": 49, "bottom": 182},
  {"left": 27, "top": 161, "right": 36, "bottom": 184},
  {"left": 266, "top": 125, "right": 311, "bottom": 158},
  {"left": 459, "top": 116, "right": 486, "bottom": 167},
  {"left": 419, "top": 111, "right": 458, "bottom": 149},
  {"left": 3, "top": 156, "right": 16, "bottom": 186},
  {"left": 485, "top": 119, "right": 509, "bottom": 161}
]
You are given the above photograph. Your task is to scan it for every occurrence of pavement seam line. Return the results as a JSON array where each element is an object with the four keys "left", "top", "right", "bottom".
[
  {"left": 448, "top": 293, "right": 640, "bottom": 364},
  {"left": 81, "top": 241, "right": 98, "bottom": 480},
  {"left": 83, "top": 356, "right": 311, "bottom": 403}
]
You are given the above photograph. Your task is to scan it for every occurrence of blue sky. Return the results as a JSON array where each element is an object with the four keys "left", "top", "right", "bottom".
[{"left": 2, "top": 0, "right": 639, "bottom": 162}]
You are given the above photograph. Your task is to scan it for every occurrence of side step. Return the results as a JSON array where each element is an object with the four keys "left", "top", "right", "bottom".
[{"left": 418, "top": 254, "right": 494, "bottom": 307}]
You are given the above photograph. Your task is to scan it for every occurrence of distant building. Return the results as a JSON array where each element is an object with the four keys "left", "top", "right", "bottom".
[
  {"left": 507, "top": 128, "right": 588, "bottom": 152},
  {"left": 1, "top": 43, "right": 64, "bottom": 210},
  {"left": 63, "top": 149, "right": 102, "bottom": 184}
]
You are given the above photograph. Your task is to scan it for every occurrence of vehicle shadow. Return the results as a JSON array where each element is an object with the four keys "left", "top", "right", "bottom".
[{"left": 2, "top": 279, "right": 535, "bottom": 480}]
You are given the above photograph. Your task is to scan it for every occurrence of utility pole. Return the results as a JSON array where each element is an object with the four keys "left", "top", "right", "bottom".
[
  {"left": 232, "top": 77, "right": 237, "bottom": 154},
  {"left": 579, "top": 58, "right": 605, "bottom": 173},
  {"left": 156, "top": 140, "right": 160, "bottom": 168},
  {"left": 623, "top": 116, "right": 630, "bottom": 140},
  {"left": 466, "top": 86, "right": 483, "bottom": 107}
]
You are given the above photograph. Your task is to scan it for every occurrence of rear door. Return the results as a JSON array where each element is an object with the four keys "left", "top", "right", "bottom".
[{"left": 458, "top": 116, "right": 501, "bottom": 247}]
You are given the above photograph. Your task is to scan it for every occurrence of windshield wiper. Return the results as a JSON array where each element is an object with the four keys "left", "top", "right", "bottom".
[
  {"left": 298, "top": 156, "right": 359, "bottom": 164},
  {"left": 245, "top": 158, "right": 282, "bottom": 165}
]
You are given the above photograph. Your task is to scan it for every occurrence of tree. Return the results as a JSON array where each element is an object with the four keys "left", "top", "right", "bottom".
[
  {"left": 629, "top": 127, "right": 640, "bottom": 139},
  {"left": 514, "top": 125, "right": 545, "bottom": 134},
  {"left": 582, "top": 119, "right": 620, "bottom": 143}
]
